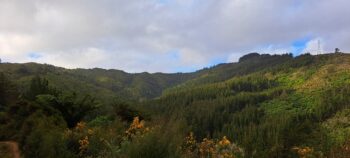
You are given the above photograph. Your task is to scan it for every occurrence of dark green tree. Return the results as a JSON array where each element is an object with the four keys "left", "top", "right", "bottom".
[
  {"left": 335, "top": 48, "right": 340, "bottom": 53},
  {"left": 0, "top": 73, "right": 17, "bottom": 109},
  {"left": 58, "top": 92, "right": 98, "bottom": 128},
  {"left": 25, "top": 76, "right": 57, "bottom": 100}
]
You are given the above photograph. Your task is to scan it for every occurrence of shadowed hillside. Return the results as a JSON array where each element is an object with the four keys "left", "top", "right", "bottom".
[{"left": 0, "top": 63, "right": 198, "bottom": 101}]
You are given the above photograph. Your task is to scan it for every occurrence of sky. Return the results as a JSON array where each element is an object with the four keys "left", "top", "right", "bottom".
[{"left": 1, "top": 0, "right": 350, "bottom": 73}]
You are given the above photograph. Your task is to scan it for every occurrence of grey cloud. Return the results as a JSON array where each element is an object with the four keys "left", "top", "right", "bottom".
[{"left": 0, "top": 0, "right": 349, "bottom": 72}]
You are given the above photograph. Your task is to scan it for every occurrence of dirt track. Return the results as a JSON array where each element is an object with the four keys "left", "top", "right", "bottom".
[{"left": 0, "top": 141, "right": 20, "bottom": 158}]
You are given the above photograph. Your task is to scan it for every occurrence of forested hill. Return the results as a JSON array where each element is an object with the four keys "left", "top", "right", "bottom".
[
  {"left": 0, "top": 62, "right": 197, "bottom": 101},
  {"left": 146, "top": 52, "right": 350, "bottom": 157},
  {"left": 1, "top": 52, "right": 350, "bottom": 158},
  {"left": 163, "top": 52, "right": 348, "bottom": 93},
  {"left": 0, "top": 53, "right": 294, "bottom": 101}
]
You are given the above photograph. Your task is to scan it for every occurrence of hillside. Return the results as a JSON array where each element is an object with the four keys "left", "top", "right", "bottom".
[
  {"left": 147, "top": 52, "right": 350, "bottom": 157},
  {"left": 0, "top": 62, "right": 199, "bottom": 101},
  {"left": 0, "top": 52, "right": 350, "bottom": 158},
  {"left": 0, "top": 53, "right": 294, "bottom": 101}
]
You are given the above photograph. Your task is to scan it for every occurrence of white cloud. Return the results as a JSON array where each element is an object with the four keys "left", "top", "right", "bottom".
[
  {"left": 227, "top": 53, "right": 243, "bottom": 63},
  {"left": 0, "top": 33, "right": 39, "bottom": 61},
  {"left": 32, "top": 47, "right": 110, "bottom": 68},
  {"left": 0, "top": 0, "right": 349, "bottom": 72}
]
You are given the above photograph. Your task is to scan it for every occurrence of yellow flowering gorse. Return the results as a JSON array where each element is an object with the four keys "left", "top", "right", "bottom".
[
  {"left": 125, "top": 117, "right": 149, "bottom": 139},
  {"left": 292, "top": 146, "right": 314, "bottom": 158},
  {"left": 182, "top": 133, "right": 244, "bottom": 158}
]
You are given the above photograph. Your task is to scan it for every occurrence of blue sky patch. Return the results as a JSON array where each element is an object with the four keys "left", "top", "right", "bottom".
[
  {"left": 157, "top": 0, "right": 170, "bottom": 4},
  {"left": 171, "top": 66, "right": 197, "bottom": 73},
  {"left": 291, "top": 37, "right": 311, "bottom": 55},
  {"left": 166, "top": 49, "right": 180, "bottom": 60},
  {"left": 28, "top": 52, "right": 43, "bottom": 59},
  {"left": 207, "top": 56, "right": 226, "bottom": 67}
]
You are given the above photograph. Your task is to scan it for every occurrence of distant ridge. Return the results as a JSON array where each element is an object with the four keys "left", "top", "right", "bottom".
[{"left": 0, "top": 52, "right": 347, "bottom": 101}]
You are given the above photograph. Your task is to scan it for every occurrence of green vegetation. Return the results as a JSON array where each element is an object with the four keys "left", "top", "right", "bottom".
[{"left": 0, "top": 53, "right": 350, "bottom": 157}]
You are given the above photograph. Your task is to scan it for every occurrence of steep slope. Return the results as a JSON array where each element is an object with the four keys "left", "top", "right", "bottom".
[
  {"left": 163, "top": 53, "right": 294, "bottom": 95},
  {"left": 146, "top": 52, "right": 350, "bottom": 157}
]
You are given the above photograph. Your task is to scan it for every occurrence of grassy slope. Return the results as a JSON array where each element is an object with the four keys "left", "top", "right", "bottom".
[{"left": 160, "top": 53, "right": 350, "bottom": 115}]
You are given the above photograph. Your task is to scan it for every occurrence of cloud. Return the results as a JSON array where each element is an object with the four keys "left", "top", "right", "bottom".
[{"left": 0, "top": 0, "right": 350, "bottom": 72}]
